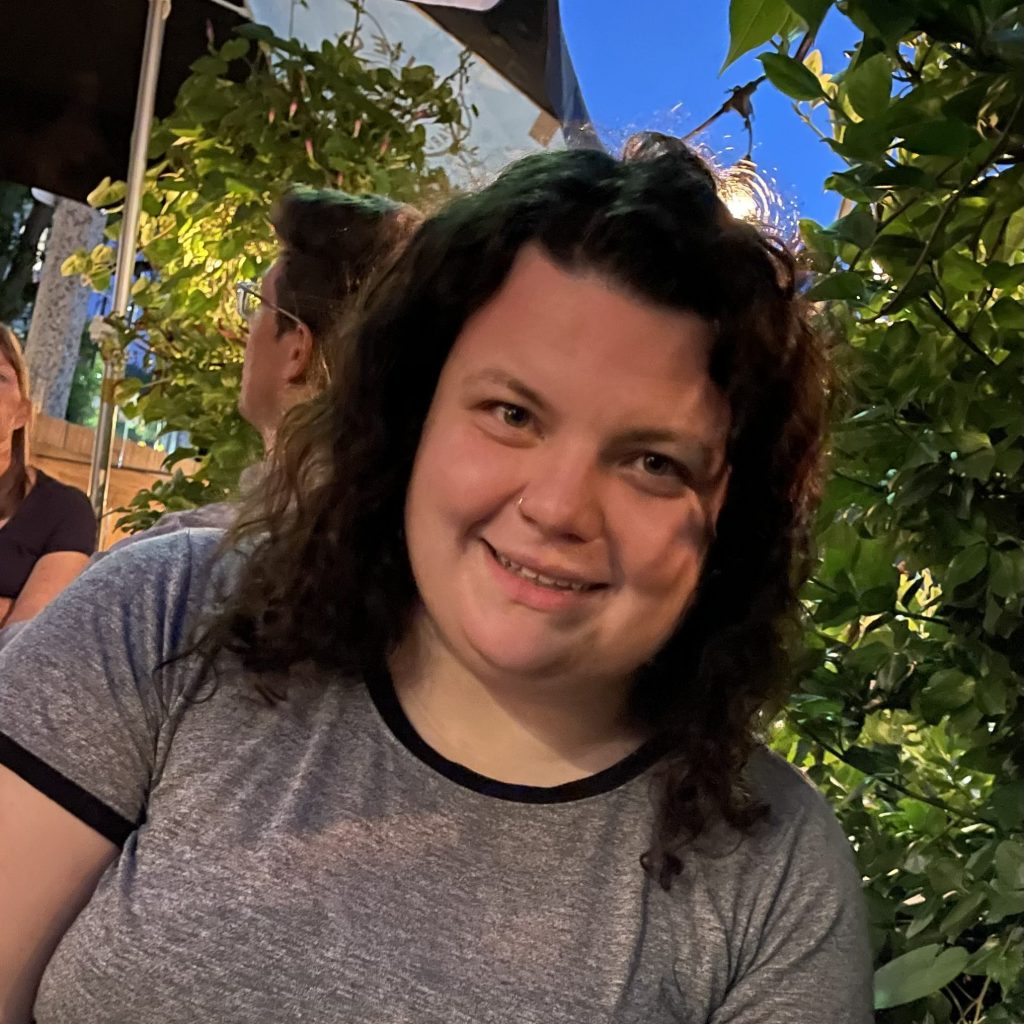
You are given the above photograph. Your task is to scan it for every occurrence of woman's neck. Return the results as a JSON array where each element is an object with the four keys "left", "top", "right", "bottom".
[{"left": 388, "top": 613, "right": 648, "bottom": 787}]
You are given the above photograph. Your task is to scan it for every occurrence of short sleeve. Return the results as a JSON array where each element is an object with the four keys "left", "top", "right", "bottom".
[
  {"left": 43, "top": 482, "right": 98, "bottom": 556},
  {"left": 0, "top": 530, "right": 222, "bottom": 846},
  {"left": 707, "top": 755, "right": 874, "bottom": 1024},
  {"left": 96, "top": 501, "right": 234, "bottom": 564}
]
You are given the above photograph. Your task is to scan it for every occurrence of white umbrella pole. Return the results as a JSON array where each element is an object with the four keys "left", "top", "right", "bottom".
[{"left": 88, "top": 0, "right": 172, "bottom": 532}]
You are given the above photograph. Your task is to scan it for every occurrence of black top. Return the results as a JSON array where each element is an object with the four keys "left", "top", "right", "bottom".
[{"left": 0, "top": 469, "right": 97, "bottom": 599}]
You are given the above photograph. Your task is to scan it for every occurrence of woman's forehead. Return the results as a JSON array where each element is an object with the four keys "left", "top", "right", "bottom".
[
  {"left": 443, "top": 246, "right": 730, "bottom": 443},
  {"left": 469, "top": 245, "right": 713, "bottom": 345}
]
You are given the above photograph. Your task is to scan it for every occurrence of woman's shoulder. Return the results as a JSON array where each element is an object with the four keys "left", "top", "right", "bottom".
[
  {"left": 30, "top": 468, "right": 94, "bottom": 516},
  {"left": 22, "top": 468, "right": 97, "bottom": 554},
  {"left": 96, "top": 527, "right": 246, "bottom": 616},
  {"left": 743, "top": 745, "right": 851, "bottom": 847},
  {"left": 32, "top": 467, "right": 81, "bottom": 494},
  {"left": 94, "top": 527, "right": 231, "bottom": 585},
  {"left": 670, "top": 746, "right": 855, "bottom": 884}
]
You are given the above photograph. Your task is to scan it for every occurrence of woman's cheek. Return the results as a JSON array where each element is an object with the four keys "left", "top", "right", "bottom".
[
  {"left": 424, "top": 419, "right": 524, "bottom": 517},
  {"left": 612, "top": 497, "right": 710, "bottom": 596}
]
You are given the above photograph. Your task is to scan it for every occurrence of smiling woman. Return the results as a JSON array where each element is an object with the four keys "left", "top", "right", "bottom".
[
  {"left": 0, "top": 144, "right": 870, "bottom": 1023},
  {"left": 401, "top": 248, "right": 732, "bottom": 759}
]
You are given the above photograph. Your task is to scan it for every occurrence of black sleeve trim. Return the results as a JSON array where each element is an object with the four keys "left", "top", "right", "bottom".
[{"left": 0, "top": 732, "right": 135, "bottom": 847}]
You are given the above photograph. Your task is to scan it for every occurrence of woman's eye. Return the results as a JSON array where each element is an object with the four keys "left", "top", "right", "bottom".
[
  {"left": 641, "top": 453, "right": 680, "bottom": 477},
  {"left": 633, "top": 452, "right": 692, "bottom": 491},
  {"left": 496, "top": 403, "right": 531, "bottom": 428}
]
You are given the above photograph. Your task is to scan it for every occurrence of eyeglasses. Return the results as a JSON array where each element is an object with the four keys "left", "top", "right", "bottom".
[{"left": 235, "top": 281, "right": 303, "bottom": 329}]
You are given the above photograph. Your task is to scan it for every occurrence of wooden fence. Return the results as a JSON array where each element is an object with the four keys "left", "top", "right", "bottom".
[{"left": 29, "top": 413, "right": 194, "bottom": 548}]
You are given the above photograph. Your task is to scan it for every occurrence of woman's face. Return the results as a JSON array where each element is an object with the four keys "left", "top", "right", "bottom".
[
  {"left": 0, "top": 352, "right": 29, "bottom": 452},
  {"left": 403, "top": 246, "right": 731, "bottom": 691}
]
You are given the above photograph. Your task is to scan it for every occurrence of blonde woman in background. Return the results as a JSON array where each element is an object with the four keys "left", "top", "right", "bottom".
[{"left": 0, "top": 324, "right": 96, "bottom": 642}]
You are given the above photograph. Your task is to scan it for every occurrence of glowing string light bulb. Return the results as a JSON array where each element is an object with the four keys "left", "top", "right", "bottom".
[{"left": 717, "top": 158, "right": 781, "bottom": 226}]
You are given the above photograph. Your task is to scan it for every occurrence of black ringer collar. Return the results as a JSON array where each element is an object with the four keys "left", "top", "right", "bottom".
[{"left": 365, "top": 664, "right": 667, "bottom": 804}]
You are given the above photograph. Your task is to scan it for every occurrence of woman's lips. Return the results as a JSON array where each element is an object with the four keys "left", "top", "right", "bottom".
[{"left": 482, "top": 540, "right": 608, "bottom": 609}]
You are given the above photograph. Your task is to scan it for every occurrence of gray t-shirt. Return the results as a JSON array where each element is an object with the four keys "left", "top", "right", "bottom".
[
  {"left": 94, "top": 461, "right": 266, "bottom": 564},
  {"left": 0, "top": 531, "right": 872, "bottom": 1024},
  {"left": 99, "top": 499, "right": 236, "bottom": 556}
]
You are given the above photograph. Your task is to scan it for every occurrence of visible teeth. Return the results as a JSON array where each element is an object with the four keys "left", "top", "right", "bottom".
[{"left": 496, "top": 552, "right": 590, "bottom": 592}]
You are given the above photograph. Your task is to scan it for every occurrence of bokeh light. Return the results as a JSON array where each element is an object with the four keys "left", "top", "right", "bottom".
[{"left": 716, "top": 157, "right": 792, "bottom": 235}]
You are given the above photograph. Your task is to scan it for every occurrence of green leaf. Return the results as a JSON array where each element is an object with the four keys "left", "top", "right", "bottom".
[
  {"left": 834, "top": 207, "right": 876, "bottom": 248},
  {"left": 988, "top": 890, "right": 1024, "bottom": 928},
  {"left": 845, "top": 53, "right": 893, "bottom": 119},
  {"left": 941, "top": 252, "right": 987, "bottom": 293},
  {"left": 87, "top": 177, "right": 126, "bottom": 209},
  {"left": 975, "top": 672, "right": 1011, "bottom": 716},
  {"left": 865, "top": 165, "right": 934, "bottom": 189},
  {"left": 874, "top": 944, "right": 970, "bottom": 1009},
  {"left": 782, "top": 0, "right": 831, "bottom": 31},
  {"left": 721, "top": 0, "right": 790, "bottom": 72},
  {"left": 938, "top": 891, "right": 986, "bottom": 938},
  {"left": 991, "top": 296, "right": 1024, "bottom": 330},
  {"left": 846, "top": 0, "right": 916, "bottom": 49},
  {"left": 900, "top": 799, "right": 948, "bottom": 836},
  {"left": 825, "top": 170, "right": 883, "bottom": 203},
  {"left": 235, "top": 22, "right": 277, "bottom": 43},
  {"left": 919, "top": 669, "right": 975, "bottom": 722},
  {"left": 998, "top": 208, "right": 1024, "bottom": 261},
  {"left": 983, "top": 261, "right": 1024, "bottom": 290},
  {"left": 994, "top": 841, "right": 1024, "bottom": 891},
  {"left": 989, "top": 782, "right": 1024, "bottom": 831},
  {"left": 759, "top": 53, "right": 825, "bottom": 101},
  {"left": 843, "top": 744, "right": 900, "bottom": 777},
  {"left": 990, "top": 549, "right": 1024, "bottom": 598},
  {"left": 219, "top": 37, "right": 250, "bottom": 62},
  {"left": 899, "top": 120, "right": 979, "bottom": 156},
  {"left": 944, "top": 544, "right": 988, "bottom": 590},
  {"left": 190, "top": 55, "right": 228, "bottom": 77},
  {"left": 830, "top": 117, "right": 894, "bottom": 163},
  {"left": 807, "top": 270, "right": 865, "bottom": 300}
]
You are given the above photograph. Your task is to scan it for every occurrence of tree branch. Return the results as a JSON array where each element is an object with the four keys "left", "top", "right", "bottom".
[
  {"left": 923, "top": 294, "right": 996, "bottom": 365},
  {"left": 794, "top": 721, "right": 999, "bottom": 829},
  {"left": 833, "top": 468, "right": 886, "bottom": 493},
  {"left": 683, "top": 77, "right": 765, "bottom": 144}
]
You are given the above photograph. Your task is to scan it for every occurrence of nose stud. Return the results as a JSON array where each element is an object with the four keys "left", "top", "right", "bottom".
[{"left": 517, "top": 495, "right": 525, "bottom": 510}]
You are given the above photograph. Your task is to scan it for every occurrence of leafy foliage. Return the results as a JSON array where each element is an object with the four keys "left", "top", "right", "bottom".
[
  {"left": 69, "top": 5, "right": 471, "bottom": 531},
  {"left": 722, "top": 0, "right": 1024, "bottom": 1019},
  {"left": 65, "top": 329, "right": 102, "bottom": 427}
]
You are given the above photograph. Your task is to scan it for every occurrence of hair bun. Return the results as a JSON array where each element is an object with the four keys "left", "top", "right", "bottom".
[{"left": 621, "top": 132, "right": 718, "bottom": 196}]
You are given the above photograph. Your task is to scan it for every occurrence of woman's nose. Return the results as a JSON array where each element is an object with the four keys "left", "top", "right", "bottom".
[{"left": 515, "top": 446, "right": 604, "bottom": 543}]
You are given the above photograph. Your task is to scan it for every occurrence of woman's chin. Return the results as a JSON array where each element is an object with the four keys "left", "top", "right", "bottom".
[{"left": 459, "top": 620, "right": 586, "bottom": 684}]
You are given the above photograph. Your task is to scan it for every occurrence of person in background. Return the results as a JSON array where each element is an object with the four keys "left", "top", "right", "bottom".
[
  {"left": 238, "top": 187, "right": 420, "bottom": 454},
  {"left": 105, "top": 187, "right": 420, "bottom": 547},
  {"left": 0, "top": 146, "right": 871, "bottom": 1023},
  {"left": 0, "top": 324, "right": 95, "bottom": 644}
]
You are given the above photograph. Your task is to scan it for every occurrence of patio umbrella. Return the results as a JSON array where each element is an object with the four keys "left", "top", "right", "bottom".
[
  {"left": 409, "top": 0, "right": 599, "bottom": 146},
  {"left": 1, "top": 0, "right": 250, "bottom": 524},
  {"left": 0, "top": 0, "right": 249, "bottom": 203}
]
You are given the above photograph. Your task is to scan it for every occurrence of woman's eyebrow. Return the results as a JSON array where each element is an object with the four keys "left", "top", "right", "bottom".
[
  {"left": 613, "top": 428, "right": 724, "bottom": 479},
  {"left": 464, "top": 368, "right": 552, "bottom": 415}
]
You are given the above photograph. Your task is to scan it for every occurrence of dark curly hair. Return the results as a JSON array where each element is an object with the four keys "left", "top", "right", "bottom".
[{"left": 203, "top": 144, "right": 831, "bottom": 890}]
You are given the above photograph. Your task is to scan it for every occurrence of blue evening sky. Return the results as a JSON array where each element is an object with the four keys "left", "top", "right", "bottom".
[{"left": 560, "top": 0, "right": 859, "bottom": 226}]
